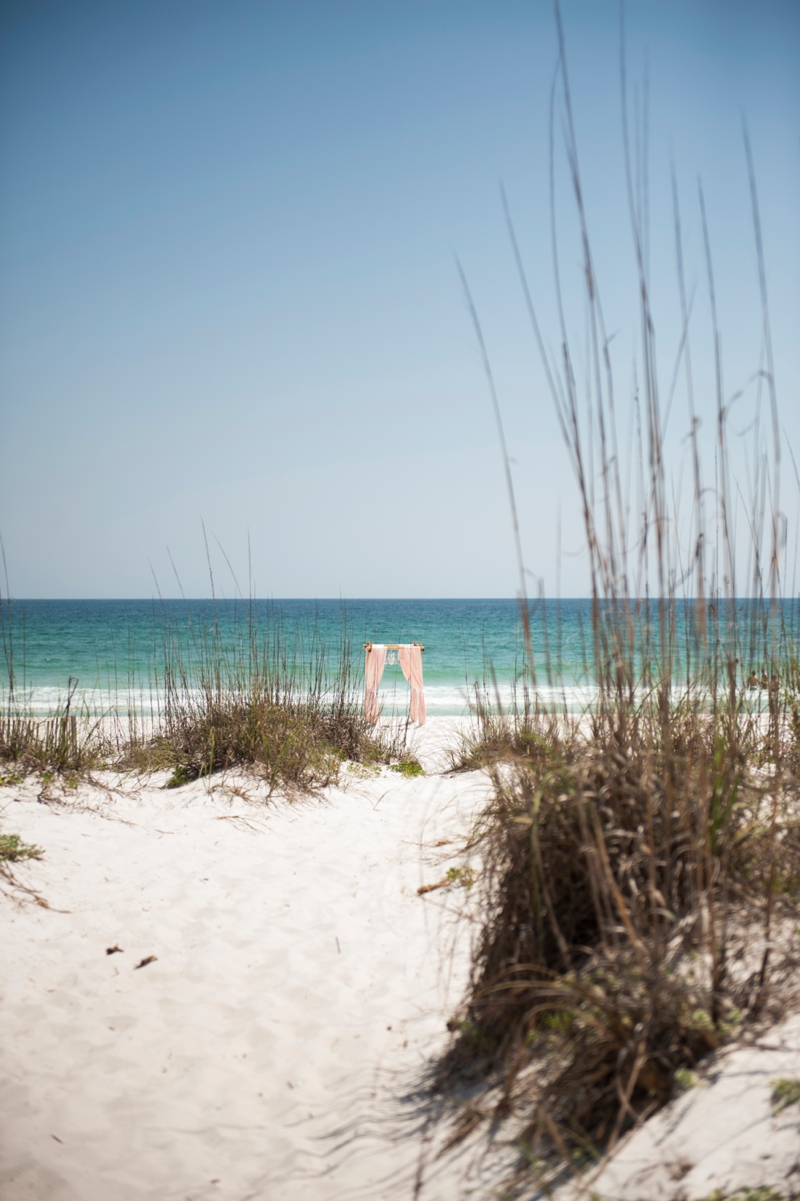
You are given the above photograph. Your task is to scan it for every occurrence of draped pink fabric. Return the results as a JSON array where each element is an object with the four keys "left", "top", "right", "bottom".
[
  {"left": 364, "top": 645, "right": 386, "bottom": 724},
  {"left": 398, "top": 644, "right": 426, "bottom": 726}
]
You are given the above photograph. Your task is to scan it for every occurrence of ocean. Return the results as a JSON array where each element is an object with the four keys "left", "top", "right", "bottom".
[
  {"left": 0, "top": 598, "right": 596, "bottom": 717},
  {"left": 1, "top": 598, "right": 794, "bottom": 717}
]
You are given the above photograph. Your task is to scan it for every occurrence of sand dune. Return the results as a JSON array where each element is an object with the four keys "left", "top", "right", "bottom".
[
  {"left": 4, "top": 716, "right": 800, "bottom": 1201},
  {"left": 1, "top": 719, "right": 489, "bottom": 1201}
]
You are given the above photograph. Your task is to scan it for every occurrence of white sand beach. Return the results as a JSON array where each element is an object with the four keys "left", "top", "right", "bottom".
[
  {"left": 1, "top": 719, "right": 492, "bottom": 1201},
  {"left": 3, "top": 716, "right": 800, "bottom": 1201}
]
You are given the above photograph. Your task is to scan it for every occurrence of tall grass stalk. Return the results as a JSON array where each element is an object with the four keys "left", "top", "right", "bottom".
[{"left": 440, "top": 9, "right": 800, "bottom": 1190}]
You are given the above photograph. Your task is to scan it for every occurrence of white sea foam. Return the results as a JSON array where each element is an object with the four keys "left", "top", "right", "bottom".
[
  {"left": 2, "top": 679, "right": 773, "bottom": 720},
  {"left": 1, "top": 680, "right": 600, "bottom": 719}
]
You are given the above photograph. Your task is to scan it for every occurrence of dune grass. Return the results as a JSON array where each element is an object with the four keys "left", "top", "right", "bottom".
[
  {"left": 118, "top": 605, "right": 416, "bottom": 792},
  {"left": 0, "top": 603, "right": 415, "bottom": 792},
  {"left": 0, "top": 832, "right": 43, "bottom": 862},
  {"left": 437, "top": 10, "right": 800, "bottom": 1192},
  {"left": 0, "top": 687, "right": 109, "bottom": 777},
  {"left": 442, "top": 679, "right": 799, "bottom": 1181},
  {"left": 0, "top": 823, "right": 44, "bottom": 903}
]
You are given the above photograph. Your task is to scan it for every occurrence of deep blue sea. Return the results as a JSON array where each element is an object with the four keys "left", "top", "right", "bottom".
[{"left": 0, "top": 598, "right": 796, "bottom": 717}]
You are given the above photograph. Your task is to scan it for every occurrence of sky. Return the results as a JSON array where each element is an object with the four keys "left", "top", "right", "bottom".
[{"left": 1, "top": 0, "right": 798, "bottom": 599}]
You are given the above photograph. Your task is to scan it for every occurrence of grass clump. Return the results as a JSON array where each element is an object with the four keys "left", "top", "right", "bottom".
[
  {"left": 0, "top": 680, "right": 107, "bottom": 778},
  {"left": 442, "top": 700, "right": 799, "bottom": 1176},
  {"left": 771, "top": 1078, "right": 800, "bottom": 1113},
  {"left": 390, "top": 759, "right": 424, "bottom": 777},
  {"left": 436, "top": 9, "right": 800, "bottom": 1192},
  {"left": 118, "top": 611, "right": 408, "bottom": 794},
  {"left": 455, "top": 708, "right": 568, "bottom": 775},
  {"left": 0, "top": 828, "right": 44, "bottom": 906},
  {"left": 136, "top": 696, "right": 385, "bottom": 793},
  {"left": 446, "top": 865, "right": 475, "bottom": 888},
  {"left": 0, "top": 832, "right": 43, "bottom": 862},
  {"left": 1, "top": 592, "right": 409, "bottom": 795}
]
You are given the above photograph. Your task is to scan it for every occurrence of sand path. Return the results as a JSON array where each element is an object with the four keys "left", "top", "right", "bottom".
[{"left": 1, "top": 719, "right": 489, "bottom": 1201}]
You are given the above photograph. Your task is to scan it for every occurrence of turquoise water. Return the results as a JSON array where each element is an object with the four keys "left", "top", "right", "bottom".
[
  {"left": 1, "top": 598, "right": 796, "bottom": 717},
  {"left": 0, "top": 598, "right": 587, "bottom": 716}
]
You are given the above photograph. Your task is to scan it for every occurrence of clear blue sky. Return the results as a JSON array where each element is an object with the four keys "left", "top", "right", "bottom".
[{"left": 1, "top": 0, "right": 798, "bottom": 598}]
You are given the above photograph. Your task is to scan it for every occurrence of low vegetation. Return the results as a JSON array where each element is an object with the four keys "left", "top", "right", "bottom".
[
  {"left": 0, "top": 680, "right": 108, "bottom": 776},
  {"left": 119, "top": 613, "right": 416, "bottom": 792},
  {"left": 0, "top": 832, "right": 43, "bottom": 862},
  {"left": 0, "top": 616, "right": 414, "bottom": 794},
  {"left": 120, "top": 684, "right": 395, "bottom": 794},
  {"left": 771, "top": 1078, "right": 800, "bottom": 1113}
]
